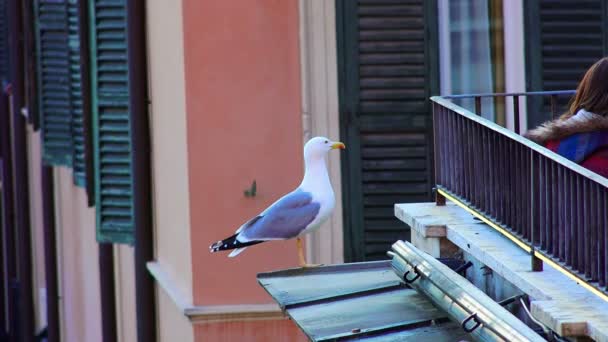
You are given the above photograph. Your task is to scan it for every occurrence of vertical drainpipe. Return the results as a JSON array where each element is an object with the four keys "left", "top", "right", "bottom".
[
  {"left": 7, "top": 0, "right": 35, "bottom": 341},
  {"left": 0, "top": 3, "right": 16, "bottom": 336},
  {"left": 126, "top": 0, "right": 157, "bottom": 341},
  {"left": 0, "top": 162, "right": 5, "bottom": 339},
  {"left": 40, "top": 166, "right": 59, "bottom": 342},
  {"left": 0, "top": 91, "right": 16, "bottom": 340},
  {"left": 21, "top": 0, "right": 38, "bottom": 130},
  {"left": 0, "top": 99, "right": 9, "bottom": 340}
]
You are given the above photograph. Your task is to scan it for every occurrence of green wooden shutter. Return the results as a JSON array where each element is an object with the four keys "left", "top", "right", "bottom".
[
  {"left": 35, "top": 0, "right": 74, "bottom": 166},
  {"left": 337, "top": 0, "right": 439, "bottom": 261},
  {"left": 68, "top": 0, "right": 85, "bottom": 186},
  {"left": 525, "top": 0, "right": 608, "bottom": 127},
  {"left": 89, "top": 0, "right": 134, "bottom": 244},
  {"left": 0, "top": 0, "right": 8, "bottom": 82}
]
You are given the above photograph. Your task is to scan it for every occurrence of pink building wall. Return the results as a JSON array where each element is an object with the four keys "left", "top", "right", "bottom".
[{"left": 183, "top": 0, "right": 306, "bottom": 308}]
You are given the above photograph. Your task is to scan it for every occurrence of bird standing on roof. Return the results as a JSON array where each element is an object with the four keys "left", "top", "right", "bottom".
[{"left": 209, "top": 136, "right": 345, "bottom": 267}]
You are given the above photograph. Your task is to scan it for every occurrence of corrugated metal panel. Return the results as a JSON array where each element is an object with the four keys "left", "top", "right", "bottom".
[
  {"left": 68, "top": 0, "right": 85, "bottom": 186},
  {"left": 89, "top": 0, "right": 134, "bottom": 244},
  {"left": 35, "top": 0, "right": 74, "bottom": 166},
  {"left": 258, "top": 261, "right": 471, "bottom": 341}
]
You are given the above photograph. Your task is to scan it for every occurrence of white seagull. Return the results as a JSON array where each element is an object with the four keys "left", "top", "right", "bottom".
[{"left": 209, "top": 136, "right": 345, "bottom": 267}]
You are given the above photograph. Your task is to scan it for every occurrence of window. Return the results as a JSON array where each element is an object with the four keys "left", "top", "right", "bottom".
[{"left": 439, "top": 0, "right": 506, "bottom": 123}]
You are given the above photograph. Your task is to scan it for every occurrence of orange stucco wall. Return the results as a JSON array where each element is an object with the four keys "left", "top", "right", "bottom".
[{"left": 183, "top": 0, "right": 303, "bottom": 305}]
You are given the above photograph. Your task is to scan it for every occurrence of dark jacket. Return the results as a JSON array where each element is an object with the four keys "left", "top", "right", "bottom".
[{"left": 525, "top": 114, "right": 608, "bottom": 178}]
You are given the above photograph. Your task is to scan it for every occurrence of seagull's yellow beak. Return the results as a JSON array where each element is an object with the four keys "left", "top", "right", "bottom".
[{"left": 331, "top": 142, "right": 346, "bottom": 150}]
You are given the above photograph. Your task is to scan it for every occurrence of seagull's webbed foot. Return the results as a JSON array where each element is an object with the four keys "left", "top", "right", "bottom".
[{"left": 296, "top": 237, "right": 324, "bottom": 268}]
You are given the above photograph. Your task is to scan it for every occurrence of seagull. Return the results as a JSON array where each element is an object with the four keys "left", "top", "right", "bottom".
[{"left": 209, "top": 136, "right": 345, "bottom": 267}]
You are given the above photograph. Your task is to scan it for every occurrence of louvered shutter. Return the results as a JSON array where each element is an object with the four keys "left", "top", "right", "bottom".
[
  {"left": 525, "top": 0, "right": 608, "bottom": 127},
  {"left": 35, "top": 0, "right": 73, "bottom": 166},
  {"left": 337, "top": 0, "right": 438, "bottom": 261},
  {"left": 89, "top": 0, "right": 134, "bottom": 244},
  {"left": 0, "top": 0, "right": 8, "bottom": 82},
  {"left": 68, "top": 0, "right": 85, "bottom": 186}
]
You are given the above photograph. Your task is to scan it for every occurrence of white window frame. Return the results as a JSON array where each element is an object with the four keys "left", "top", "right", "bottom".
[
  {"left": 298, "top": 0, "right": 344, "bottom": 265},
  {"left": 438, "top": 0, "right": 527, "bottom": 130}
]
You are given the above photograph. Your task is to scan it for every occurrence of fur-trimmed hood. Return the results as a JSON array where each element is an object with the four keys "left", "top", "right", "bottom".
[{"left": 524, "top": 112, "right": 608, "bottom": 144}]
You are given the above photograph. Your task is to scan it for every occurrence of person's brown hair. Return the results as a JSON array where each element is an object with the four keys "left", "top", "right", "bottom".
[{"left": 561, "top": 57, "right": 608, "bottom": 120}]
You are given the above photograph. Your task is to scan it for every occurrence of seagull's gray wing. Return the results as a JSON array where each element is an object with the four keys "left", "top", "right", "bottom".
[{"left": 237, "top": 190, "right": 320, "bottom": 241}]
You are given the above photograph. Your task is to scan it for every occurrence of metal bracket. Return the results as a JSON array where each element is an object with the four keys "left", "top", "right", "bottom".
[
  {"left": 403, "top": 266, "right": 421, "bottom": 284},
  {"left": 453, "top": 261, "right": 473, "bottom": 275},
  {"left": 462, "top": 312, "right": 481, "bottom": 333}
]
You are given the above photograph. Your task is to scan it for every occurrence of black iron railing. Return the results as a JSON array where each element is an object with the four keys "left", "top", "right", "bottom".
[{"left": 431, "top": 91, "right": 608, "bottom": 299}]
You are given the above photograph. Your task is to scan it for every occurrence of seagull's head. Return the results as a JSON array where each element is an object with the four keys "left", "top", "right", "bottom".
[{"left": 303, "top": 136, "right": 346, "bottom": 162}]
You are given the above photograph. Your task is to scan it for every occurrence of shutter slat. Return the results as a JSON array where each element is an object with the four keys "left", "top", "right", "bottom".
[
  {"left": 91, "top": 0, "right": 134, "bottom": 244},
  {"left": 35, "top": 0, "right": 73, "bottom": 166},
  {"left": 529, "top": 0, "right": 607, "bottom": 125},
  {"left": 539, "top": 0, "right": 604, "bottom": 91},
  {"left": 67, "top": 0, "right": 85, "bottom": 185}
]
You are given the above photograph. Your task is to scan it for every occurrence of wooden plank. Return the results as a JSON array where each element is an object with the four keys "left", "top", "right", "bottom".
[
  {"left": 395, "top": 202, "right": 608, "bottom": 340},
  {"left": 357, "top": 5, "right": 423, "bottom": 17}
]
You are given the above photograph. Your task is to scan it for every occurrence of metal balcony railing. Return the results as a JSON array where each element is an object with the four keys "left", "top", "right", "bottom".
[{"left": 431, "top": 90, "right": 608, "bottom": 300}]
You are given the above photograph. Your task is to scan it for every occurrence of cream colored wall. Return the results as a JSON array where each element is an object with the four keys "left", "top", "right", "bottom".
[
  {"left": 53, "top": 167, "right": 101, "bottom": 342},
  {"left": 146, "top": 0, "right": 193, "bottom": 338},
  {"left": 52, "top": 169, "right": 136, "bottom": 342},
  {"left": 114, "top": 245, "right": 137, "bottom": 342},
  {"left": 157, "top": 284, "right": 194, "bottom": 342},
  {"left": 299, "top": 0, "right": 344, "bottom": 265},
  {"left": 146, "top": 0, "right": 192, "bottom": 298}
]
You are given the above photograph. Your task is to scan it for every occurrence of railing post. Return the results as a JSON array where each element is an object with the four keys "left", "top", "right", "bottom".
[
  {"left": 530, "top": 151, "right": 543, "bottom": 271},
  {"left": 432, "top": 102, "right": 446, "bottom": 207},
  {"left": 513, "top": 96, "right": 520, "bottom": 134},
  {"left": 436, "top": 190, "right": 446, "bottom": 206},
  {"left": 531, "top": 250, "right": 543, "bottom": 272}
]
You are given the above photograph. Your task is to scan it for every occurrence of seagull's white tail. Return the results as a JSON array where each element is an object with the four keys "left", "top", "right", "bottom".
[{"left": 228, "top": 248, "right": 247, "bottom": 257}]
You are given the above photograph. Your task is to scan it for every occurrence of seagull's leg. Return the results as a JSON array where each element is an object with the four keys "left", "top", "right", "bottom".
[
  {"left": 296, "top": 237, "right": 323, "bottom": 268},
  {"left": 297, "top": 237, "right": 307, "bottom": 266}
]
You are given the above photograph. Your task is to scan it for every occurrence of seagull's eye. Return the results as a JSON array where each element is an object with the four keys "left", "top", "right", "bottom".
[{"left": 324, "top": 140, "right": 328, "bottom": 144}]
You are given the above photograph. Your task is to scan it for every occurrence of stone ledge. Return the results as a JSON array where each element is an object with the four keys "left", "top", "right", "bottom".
[
  {"left": 147, "top": 261, "right": 285, "bottom": 324},
  {"left": 395, "top": 202, "right": 608, "bottom": 341},
  {"left": 395, "top": 202, "right": 477, "bottom": 237}
]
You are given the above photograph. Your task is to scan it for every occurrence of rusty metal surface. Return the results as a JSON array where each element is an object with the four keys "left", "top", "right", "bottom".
[{"left": 258, "top": 261, "right": 471, "bottom": 341}]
